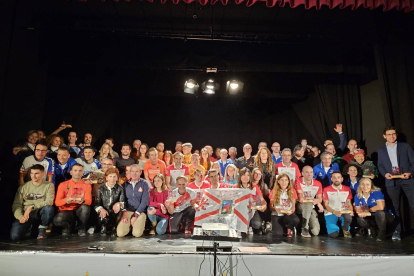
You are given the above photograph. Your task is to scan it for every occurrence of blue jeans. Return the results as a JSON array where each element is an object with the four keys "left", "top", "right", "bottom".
[
  {"left": 147, "top": 213, "right": 168, "bottom": 235},
  {"left": 325, "top": 213, "right": 352, "bottom": 238},
  {"left": 10, "top": 205, "right": 54, "bottom": 241}
]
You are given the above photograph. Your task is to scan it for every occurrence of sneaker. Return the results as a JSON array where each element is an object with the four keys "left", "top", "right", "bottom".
[
  {"left": 343, "top": 230, "right": 352, "bottom": 238},
  {"left": 78, "top": 229, "right": 86, "bottom": 236},
  {"left": 248, "top": 227, "right": 253, "bottom": 235},
  {"left": 301, "top": 228, "right": 311, "bottom": 238},
  {"left": 62, "top": 227, "right": 71, "bottom": 236},
  {"left": 37, "top": 228, "right": 47, "bottom": 239},
  {"left": 100, "top": 226, "right": 107, "bottom": 236},
  {"left": 87, "top": 227, "right": 95, "bottom": 235},
  {"left": 265, "top": 222, "right": 272, "bottom": 232},
  {"left": 355, "top": 228, "right": 365, "bottom": 236},
  {"left": 392, "top": 231, "right": 401, "bottom": 241},
  {"left": 376, "top": 230, "right": 386, "bottom": 242},
  {"left": 287, "top": 229, "right": 293, "bottom": 238}
]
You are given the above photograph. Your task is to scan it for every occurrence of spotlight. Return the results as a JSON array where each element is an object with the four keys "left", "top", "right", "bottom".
[
  {"left": 184, "top": 79, "right": 199, "bottom": 94},
  {"left": 226, "top": 80, "right": 244, "bottom": 94},
  {"left": 201, "top": 79, "right": 220, "bottom": 94}
]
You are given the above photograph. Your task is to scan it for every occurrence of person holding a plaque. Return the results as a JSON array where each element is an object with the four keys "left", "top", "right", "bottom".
[
  {"left": 322, "top": 171, "right": 353, "bottom": 238},
  {"left": 350, "top": 149, "right": 378, "bottom": 179},
  {"left": 165, "top": 151, "right": 189, "bottom": 190},
  {"left": 354, "top": 178, "right": 394, "bottom": 242},
  {"left": 275, "top": 148, "right": 301, "bottom": 182},
  {"left": 166, "top": 175, "right": 197, "bottom": 234},
  {"left": 95, "top": 168, "right": 125, "bottom": 236},
  {"left": 117, "top": 164, "right": 150, "bottom": 238},
  {"left": 235, "top": 167, "right": 267, "bottom": 234},
  {"left": 187, "top": 169, "right": 211, "bottom": 202},
  {"left": 313, "top": 152, "right": 340, "bottom": 188},
  {"left": 295, "top": 166, "right": 323, "bottom": 238},
  {"left": 269, "top": 174, "right": 300, "bottom": 237},
  {"left": 53, "top": 164, "right": 92, "bottom": 236},
  {"left": 342, "top": 139, "right": 359, "bottom": 164},
  {"left": 377, "top": 127, "right": 414, "bottom": 240},
  {"left": 148, "top": 174, "right": 169, "bottom": 235}
]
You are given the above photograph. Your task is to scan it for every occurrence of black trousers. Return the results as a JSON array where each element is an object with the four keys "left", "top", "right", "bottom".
[
  {"left": 250, "top": 211, "right": 263, "bottom": 230},
  {"left": 169, "top": 206, "right": 195, "bottom": 233},
  {"left": 97, "top": 209, "right": 121, "bottom": 229},
  {"left": 271, "top": 214, "right": 300, "bottom": 236},
  {"left": 53, "top": 205, "right": 91, "bottom": 230},
  {"left": 357, "top": 210, "right": 394, "bottom": 231},
  {"left": 386, "top": 181, "right": 414, "bottom": 232}
]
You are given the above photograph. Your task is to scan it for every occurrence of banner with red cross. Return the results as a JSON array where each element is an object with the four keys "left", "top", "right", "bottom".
[{"left": 194, "top": 188, "right": 254, "bottom": 233}]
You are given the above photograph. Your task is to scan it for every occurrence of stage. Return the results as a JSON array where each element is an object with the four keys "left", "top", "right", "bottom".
[{"left": 1, "top": 233, "right": 414, "bottom": 276}]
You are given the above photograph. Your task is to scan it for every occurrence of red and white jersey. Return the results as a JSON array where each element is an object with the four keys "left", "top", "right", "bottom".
[
  {"left": 294, "top": 177, "right": 323, "bottom": 200},
  {"left": 165, "top": 163, "right": 190, "bottom": 189},
  {"left": 187, "top": 181, "right": 211, "bottom": 201},
  {"left": 269, "top": 189, "right": 298, "bottom": 216},
  {"left": 172, "top": 187, "right": 196, "bottom": 213},
  {"left": 275, "top": 162, "right": 301, "bottom": 179},
  {"left": 322, "top": 184, "right": 352, "bottom": 216}
]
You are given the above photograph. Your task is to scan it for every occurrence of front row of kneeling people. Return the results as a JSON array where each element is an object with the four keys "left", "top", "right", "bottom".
[{"left": 11, "top": 163, "right": 393, "bottom": 242}]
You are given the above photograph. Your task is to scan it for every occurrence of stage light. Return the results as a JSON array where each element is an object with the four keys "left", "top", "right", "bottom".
[
  {"left": 184, "top": 79, "right": 199, "bottom": 94},
  {"left": 226, "top": 80, "right": 244, "bottom": 94},
  {"left": 201, "top": 79, "right": 220, "bottom": 94}
]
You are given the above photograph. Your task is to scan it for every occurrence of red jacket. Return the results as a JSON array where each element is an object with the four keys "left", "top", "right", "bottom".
[{"left": 149, "top": 189, "right": 169, "bottom": 219}]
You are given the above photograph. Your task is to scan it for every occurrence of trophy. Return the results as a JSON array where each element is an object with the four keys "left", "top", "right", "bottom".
[
  {"left": 83, "top": 171, "right": 104, "bottom": 184},
  {"left": 362, "top": 164, "right": 374, "bottom": 178},
  {"left": 276, "top": 198, "right": 292, "bottom": 214},
  {"left": 61, "top": 120, "right": 72, "bottom": 128},
  {"left": 249, "top": 195, "right": 262, "bottom": 210},
  {"left": 359, "top": 203, "right": 371, "bottom": 217},
  {"left": 340, "top": 201, "right": 352, "bottom": 214},
  {"left": 68, "top": 187, "right": 83, "bottom": 202},
  {"left": 302, "top": 190, "right": 314, "bottom": 203},
  {"left": 167, "top": 190, "right": 177, "bottom": 203},
  {"left": 391, "top": 167, "right": 404, "bottom": 178}
]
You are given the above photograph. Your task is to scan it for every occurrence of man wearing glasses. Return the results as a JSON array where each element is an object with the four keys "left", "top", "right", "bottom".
[
  {"left": 378, "top": 127, "right": 414, "bottom": 240},
  {"left": 271, "top": 142, "right": 282, "bottom": 164},
  {"left": 19, "top": 142, "right": 54, "bottom": 185},
  {"left": 236, "top": 144, "right": 255, "bottom": 171}
]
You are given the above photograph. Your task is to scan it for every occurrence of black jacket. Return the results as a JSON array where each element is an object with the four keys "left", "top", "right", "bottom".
[{"left": 95, "top": 183, "right": 125, "bottom": 213}]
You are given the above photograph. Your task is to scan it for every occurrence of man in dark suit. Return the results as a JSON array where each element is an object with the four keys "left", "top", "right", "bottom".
[{"left": 377, "top": 127, "right": 414, "bottom": 240}]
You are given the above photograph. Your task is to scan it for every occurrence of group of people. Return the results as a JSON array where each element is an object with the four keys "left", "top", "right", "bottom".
[{"left": 9, "top": 124, "right": 414, "bottom": 243}]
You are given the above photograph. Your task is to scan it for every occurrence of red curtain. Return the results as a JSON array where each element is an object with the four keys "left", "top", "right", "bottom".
[{"left": 95, "top": 0, "right": 413, "bottom": 12}]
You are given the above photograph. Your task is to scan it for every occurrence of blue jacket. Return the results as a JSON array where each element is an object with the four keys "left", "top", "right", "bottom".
[
  {"left": 378, "top": 142, "right": 414, "bottom": 187},
  {"left": 313, "top": 163, "right": 340, "bottom": 188},
  {"left": 271, "top": 153, "right": 282, "bottom": 164},
  {"left": 53, "top": 157, "right": 77, "bottom": 186},
  {"left": 123, "top": 178, "right": 150, "bottom": 214}
]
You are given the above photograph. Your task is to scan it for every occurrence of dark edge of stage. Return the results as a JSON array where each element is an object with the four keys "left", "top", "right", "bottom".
[{"left": 1, "top": 232, "right": 414, "bottom": 256}]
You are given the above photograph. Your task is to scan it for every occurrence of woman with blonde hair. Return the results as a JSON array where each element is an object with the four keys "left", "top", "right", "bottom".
[
  {"left": 95, "top": 167, "right": 125, "bottom": 236},
  {"left": 148, "top": 174, "right": 170, "bottom": 235},
  {"left": 200, "top": 148, "right": 212, "bottom": 171},
  {"left": 223, "top": 164, "right": 238, "bottom": 187},
  {"left": 46, "top": 134, "right": 64, "bottom": 161},
  {"left": 354, "top": 178, "right": 394, "bottom": 242},
  {"left": 235, "top": 167, "right": 267, "bottom": 234},
  {"left": 97, "top": 143, "right": 114, "bottom": 163},
  {"left": 205, "top": 161, "right": 224, "bottom": 183},
  {"left": 269, "top": 173, "right": 300, "bottom": 237},
  {"left": 254, "top": 147, "right": 276, "bottom": 190}
]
